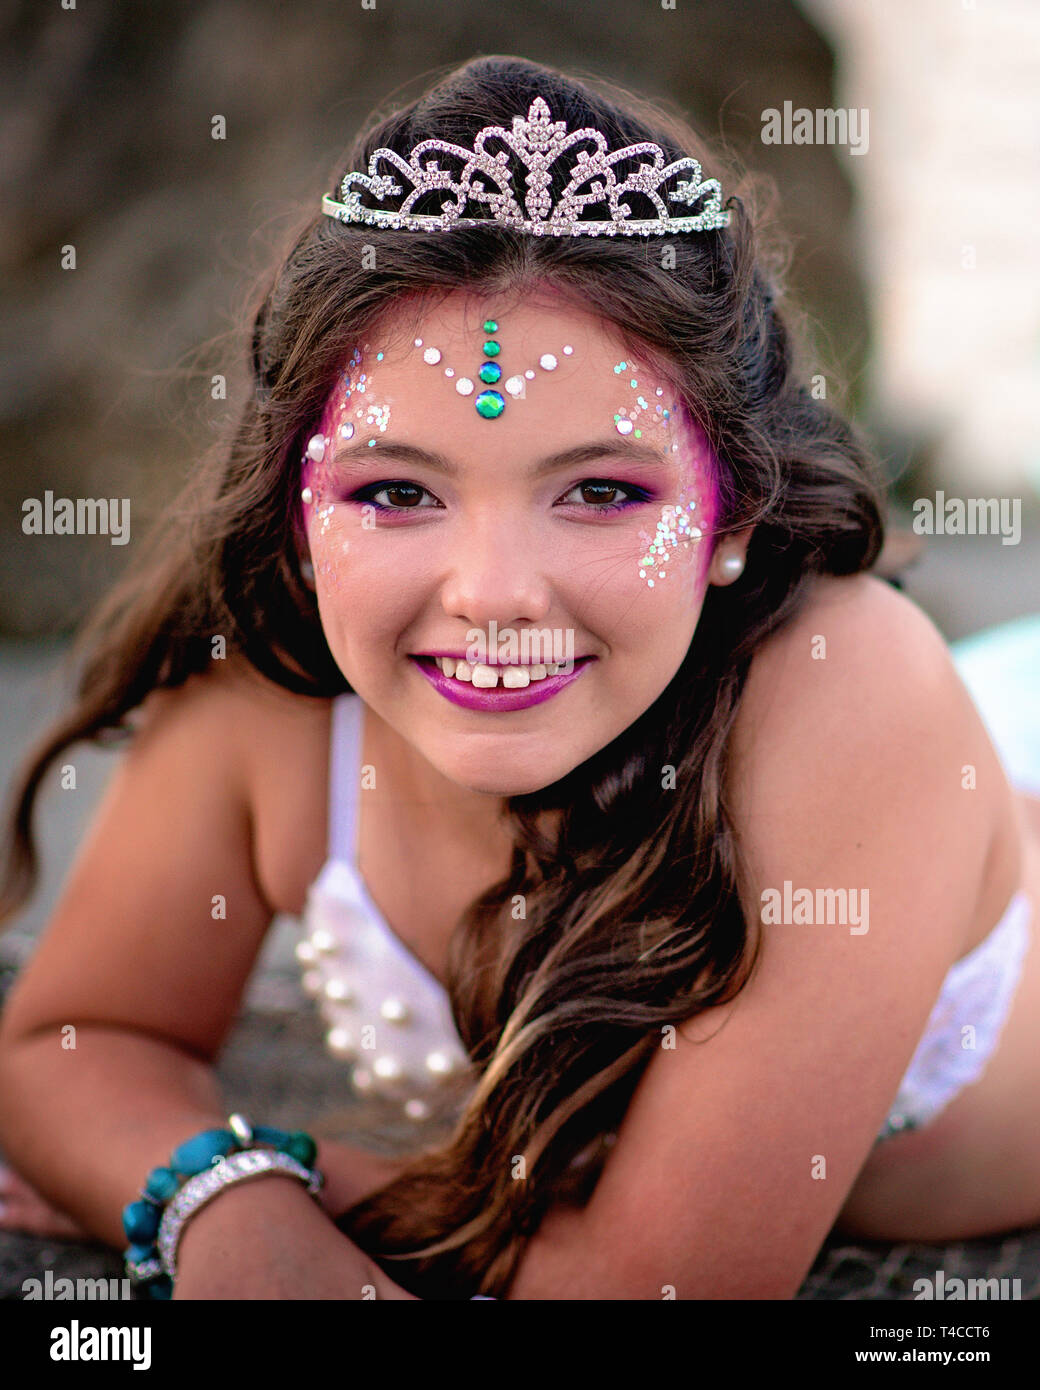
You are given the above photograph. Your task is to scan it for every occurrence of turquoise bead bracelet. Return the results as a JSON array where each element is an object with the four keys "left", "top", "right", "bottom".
[{"left": 122, "top": 1114, "right": 320, "bottom": 1299}]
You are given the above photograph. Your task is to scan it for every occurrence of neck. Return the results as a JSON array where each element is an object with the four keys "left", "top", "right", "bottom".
[{"left": 365, "top": 702, "right": 514, "bottom": 848}]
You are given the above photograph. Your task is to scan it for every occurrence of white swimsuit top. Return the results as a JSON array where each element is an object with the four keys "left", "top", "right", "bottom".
[{"left": 296, "top": 693, "right": 1033, "bottom": 1146}]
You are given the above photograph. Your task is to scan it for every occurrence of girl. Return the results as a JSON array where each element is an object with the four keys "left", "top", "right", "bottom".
[{"left": 1, "top": 55, "right": 1038, "bottom": 1301}]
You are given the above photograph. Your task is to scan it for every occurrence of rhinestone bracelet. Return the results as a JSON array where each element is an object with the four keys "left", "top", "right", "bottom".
[
  {"left": 122, "top": 1113, "right": 323, "bottom": 1299},
  {"left": 157, "top": 1147, "right": 323, "bottom": 1280}
]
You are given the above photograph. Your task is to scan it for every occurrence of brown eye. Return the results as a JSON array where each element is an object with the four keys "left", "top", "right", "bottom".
[
  {"left": 347, "top": 481, "right": 441, "bottom": 514},
  {"left": 579, "top": 483, "right": 622, "bottom": 505},
  {"left": 558, "top": 479, "right": 652, "bottom": 514},
  {"left": 378, "top": 484, "right": 424, "bottom": 508}
]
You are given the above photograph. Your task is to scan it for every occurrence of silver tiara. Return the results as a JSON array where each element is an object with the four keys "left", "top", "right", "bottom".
[{"left": 321, "top": 96, "right": 730, "bottom": 238}]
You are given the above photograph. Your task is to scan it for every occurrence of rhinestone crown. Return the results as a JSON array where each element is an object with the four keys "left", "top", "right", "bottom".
[{"left": 321, "top": 96, "right": 730, "bottom": 238}]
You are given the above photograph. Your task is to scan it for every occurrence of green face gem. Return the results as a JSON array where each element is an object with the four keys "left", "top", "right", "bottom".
[
  {"left": 483, "top": 340, "right": 501, "bottom": 357},
  {"left": 475, "top": 389, "right": 505, "bottom": 418},
  {"left": 482, "top": 320, "right": 498, "bottom": 333},
  {"left": 479, "top": 361, "right": 502, "bottom": 384}
]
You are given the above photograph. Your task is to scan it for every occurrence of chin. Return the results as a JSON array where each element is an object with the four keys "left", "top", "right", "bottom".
[
  {"left": 438, "top": 750, "right": 576, "bottom": 799},
  {"left": 454, "top": 768, "right": 560, "bottom": 798}
]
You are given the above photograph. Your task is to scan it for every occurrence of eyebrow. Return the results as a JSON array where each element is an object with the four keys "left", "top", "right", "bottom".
[{"left": 329, "top": 437, "right": 674, "bottom": 477}]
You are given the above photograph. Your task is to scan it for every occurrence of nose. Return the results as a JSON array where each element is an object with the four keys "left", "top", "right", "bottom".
[{"left": 438, "top": 505, "right": 553, "bottom": 629}]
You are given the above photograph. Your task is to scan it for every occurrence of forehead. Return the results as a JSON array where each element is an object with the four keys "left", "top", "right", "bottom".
[
  {"left": 329, "top": 290, "right": 686, "bottom": 455},
  {"left": 373, "top": 291, "right": 633, "bottom": 367}
]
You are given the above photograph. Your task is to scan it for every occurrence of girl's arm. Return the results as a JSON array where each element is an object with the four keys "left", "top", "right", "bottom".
[
  {"left": 507, "top": 577, "right": 1006, "bottom": 1298},
  {"left": 0, "top": 1025, "right": 409, "bottom": 1244},
  {"left": 0, "top": 664, "right": 397, "bottom": 1261}
]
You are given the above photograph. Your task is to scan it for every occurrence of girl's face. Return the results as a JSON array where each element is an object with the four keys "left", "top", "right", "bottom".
[{"left": 299, "top": 291, "right": 730, "bottom": 797}]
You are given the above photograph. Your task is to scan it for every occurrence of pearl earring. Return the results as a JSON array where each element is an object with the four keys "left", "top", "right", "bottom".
[{"left": 720, "top": 551, "right": 745, "bottom": 579}]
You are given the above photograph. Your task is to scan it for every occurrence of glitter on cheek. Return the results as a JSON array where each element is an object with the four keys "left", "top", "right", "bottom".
[
  {"left": 629, "top": 396, "right": 720, "bottom": 592},
  {"left": 636, "top": 487, "right": 701, "bottom": 589},
  {"left": 296, "top": 345, "right": 396, "bottom": 592}
]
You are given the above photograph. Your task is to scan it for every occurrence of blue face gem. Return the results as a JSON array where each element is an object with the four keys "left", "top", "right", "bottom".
[
  {"left": 479, "top": 361, "right": 502, "bottom": 384},
  {"left": 475, "top": 390, "right": 505, "bottom": 419}
]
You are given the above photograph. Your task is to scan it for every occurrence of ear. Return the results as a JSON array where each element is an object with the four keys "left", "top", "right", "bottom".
[{"left": 707, "top": 525, "right": 755, "bottom": 587}]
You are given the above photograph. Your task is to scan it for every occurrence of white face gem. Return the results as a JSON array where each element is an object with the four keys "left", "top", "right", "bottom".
[
  {"left": 339, "top": 422, "right": 354, "bottom": 440},
  {"left": 455, "top": 378, "right": 474, "bottom": 396},
  {"left": 563, "top": 345, "right": 574, "bottom": 354},
  {"left": 504, "top": 375, "right": 525, "bottom": 397},
  {"left": 300, "top": 486, "right": 313, "bottom": 505},
  {"left": 306, "top": 433, "right": 326, "bottom": 462},
  {"left": 616, "top": 418, "right": 634, "bottom": 435},
  {"left": 414, "top": 338, "right": 423, "bottom": 347},
  {"left": 524, "top": 369, "right": 535, "bottom": 379},
  {"left": 444, "top": 367, "right": 455, "bottom": 377},
  {"left": 539, "top": 353, "right": 558, "bottom": 370},
  {"left": 423, "top": 347, "right": 441, "bottom": 365}
]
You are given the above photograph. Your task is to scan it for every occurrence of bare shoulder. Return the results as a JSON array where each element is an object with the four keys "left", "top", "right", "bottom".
[
  {"left": 124, "top": 653, "right": 330, "bottom": 803},
  {"left": 729, "top": 571, "right": 983, "bottom": 780},
  {"left": 0, "top": 656, "right": 326, "bottom": 1056},
  {"left": 732, "top": 573, "right": 950, "bottom": 745},
  {"left": 130, "top": 652, "right": 319, "bottom": 742},
  {"left": 129, "top": 654, "right": 333, "bottom": 915},
  {"left": 725, "top": 571, "right": 1008, "bottom": 944}
]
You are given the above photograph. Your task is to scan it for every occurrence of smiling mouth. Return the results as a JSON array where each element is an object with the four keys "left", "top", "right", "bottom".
[{"left": 409, "top": 654, "right": 594, "bottom": 689}]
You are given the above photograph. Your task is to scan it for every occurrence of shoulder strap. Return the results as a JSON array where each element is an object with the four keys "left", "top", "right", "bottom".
[{"left": 328, "top": 692, "right": 362, "bottom": 864}]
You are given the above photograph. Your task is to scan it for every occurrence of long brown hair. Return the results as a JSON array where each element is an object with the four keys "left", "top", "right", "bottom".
[{"left": 0, "top": 55, "right": 886, "bottom": 1297}]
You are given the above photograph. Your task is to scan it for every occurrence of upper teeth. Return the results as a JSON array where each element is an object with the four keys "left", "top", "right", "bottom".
[{"left": 434, "top": 657, "right": 568, "bottom": 688}]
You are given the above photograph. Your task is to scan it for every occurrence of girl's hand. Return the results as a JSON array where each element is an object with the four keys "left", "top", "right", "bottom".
[
  {"left": 171, "top": 1174, "right": 417, "bottom": 1300},
  {"left": 0, "top": 1162, "right": 94, "bottom": 1241}
]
